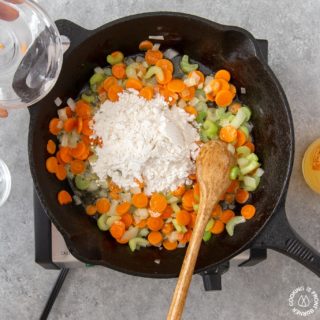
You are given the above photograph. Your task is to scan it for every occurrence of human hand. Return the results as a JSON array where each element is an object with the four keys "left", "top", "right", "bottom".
[{"left": 0, "top": 0, "right": 24, "bottom": 117}]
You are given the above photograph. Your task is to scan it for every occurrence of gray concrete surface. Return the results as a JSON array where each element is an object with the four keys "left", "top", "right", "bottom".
[{"left": 0, "top": 0, "right": 320, "bottom": 319}]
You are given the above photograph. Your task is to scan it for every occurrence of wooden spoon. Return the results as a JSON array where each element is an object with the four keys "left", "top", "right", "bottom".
[{"left": 167, "top": 140, "right": 235, "bottom": 320}]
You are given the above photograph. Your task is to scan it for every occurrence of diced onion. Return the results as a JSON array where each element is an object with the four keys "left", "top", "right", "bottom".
[
  {"left": 94, "top": 67, "right": 104, "bottom": 74},
  {"left": 73, "top": 195, "right": 82, "bottom": 205},
  {"left": 197, "top": 83, "right": 204, "bottom": 89},
  {"left": 142, "top": 61, "right": 149, "bottom": 68},
  {"left": 54, "top": 97, "right": 62, "bottom": 107},
  {"left": 204, "top": 76, "right": 213, "bottom": 86},
  {"left": 227, "top": 144, "right": 236, "bottom": 154},
  {"left": 67, "top": 98, "right": 76, "bottom": 111},
  {"left": 189, "top": 97, "right": 199, "bottom": 106},
  {"left": 149, "top": 210, "right": 162, "bottom": 218},
  {"left": 57, "top": 108, "right": 68, "bottom": 121},
  {"left": 177, "top": 99, "right": 187, "bottom": 109},
  {"left": 56, "top": 120, "right": 63, "bottom": 130},
  {"left": 60, "top": 133, "right": 69, "bottom": 147},
  {"left": 255, "top": 168, "right": 265, "bottom": 177},
  {"left": 184, "top": 77, "right": 197, "bottom": 87},
  {"left": 204, "top": 84, "right": 212, "bottom": 94},
  {"left": 152, "top": 43, "right": 161, "bottom": 51},
  {"left": 154, "top": 259, "right": 160, "bottom": 264},
  {"left": 240, "top": 87, "right": 246, "bottom": 94},
  {"left": 163, "top": 48, "right": 179, "bottom": 59},
  {"left": 148, "top": 35, "right": 164, "bottom": 40}
]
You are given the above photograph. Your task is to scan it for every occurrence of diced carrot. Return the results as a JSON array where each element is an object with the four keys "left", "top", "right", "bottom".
[
  {"left": 139, "top": 86, "right": 154, "bottom": 100},
  {"left": 216, "top": 79, "right": 230, "bottom": 91},
  {"left": 70, "top": 142, "right": 87, "bottom": 159},
  {"left": 162, "top": 206, "right": 173, "bottom": 219},
  {"left": 211, "top": 204, "right": 222, "bottom": 218},
  {"left": 163, "top": 240, "right": 178, "bottom": 251},
  {"left": 219, "top": 125, "right": 237, "bottom": 143},
  {"left": 188, "top": 174, "right": 197, "bottom": 180},
  {"left": 57, "top": 190, "right": 72, "bottom": 205},
  {"left": 136, "top": 219, "right": 147, "bottom": 228},
  {"left": 70, "top": 160, "right": 85, "bottom": 174},
  {"left": 182, "top": 189, "right": 194, "bottom": 209},
  {"left": 86, "top": 205, "right": 97, "bottom": 216},
  {"left": 193, "top": 183, "right": 200, "bottom": 198},
  {"left": 116, "top": 202, "right": 131, "bottom": 215},
  {"left": 96, "top": 197, "right": 110, "bottom": 214},
  {"left": 167, "top": 79, "right": 186, "bottom": 93},
  {"left": 241, "top": 204, "right": 256, "bottom": 220},
  {"left": 63, "top": 118, "right": 77, "bottom": 133},
  {"left": 76, "top": 117, "right": 83, "bottom": 134},
  {"left": 172, "top": 185, "right": 186, "bottom": 197},
  {"left": 77, "top": 148, "right": 90, "bottom": 161},
  {"left": 126, "top": 78, "right": 143, "bottom": 91},
  {"left": 215, "top": 90, "right": 233, "bottom": 107},
  {"left": 110, "top": 191, "right": 120, "bottom": 200},
  {"left": 148, "top": 231, "right": 163, "bottom": 246},
  {"left": 229, "top": 84, "right": 237, "bottom": 98},
  {"left": 162, "top": 223, "right": 174, "bottom": 235},
  {"left": 65, "top": 106, "right": 73, "bottom": 118},
  {"left": 180, "top": 86, "right": 195, "bottom": 101},
  {"left": 156, "top": 69, "right": 172, "bottom": 85},
  {"left": 211, "top": 220, "right": 225, "bottom": 234},
  {"left": 235, "top": 129, "right": 247, "bottom": 147},
  {"left": 108, "top": 84, "right": 123, "bottom": 102},
  {"left": 215, "top": 69, "right": 231, "bottom": 82},
  {"left": 156, "top": 59, "right": 174, "bottom": 72},
  {"left": 56, "top": 151, "right": 65, "bottom": 165},
  {"left": 49, "top": 118, "right": 61, "bottom": 135},
  {"left": 132, "top": 193, "right": 148, "bottom": 208},
  {"left": 139, "top": 40, "right": 153, "bottom": 51},
  {"left": 149, "top": 193, "right": 167, "bottom": 213},
  {"left": 81, "top": 135, "right": 91, "bottom": 145},
  {"left": 188, "top": 70, "right": 205, "bottom": 83},
  {"left": 145, "top": 49, "right": 163, "bottom": 65},
  {"left": 46, "top": 157, "right": 58, "bottom": 174},
  {"left": 220, "top": 210, "right": 235, "bottom": 223},
  {"left": 75, "top": 100, "right": 91, "bottom": 119},
  {"left": 109, "top": 180, "right": 121, "bottom": 193},
  {"left": 47, "top": 140, "right": 56, "bottom": 155},
  {"left": 184, "top": 106, "right": 197, "bottom": 116},
  {"left": 188, "top": 212, "right": 197, "bottom": 229},
  {"left": 55, "top": 165, "right": 67, "bottom": 181},
  {"left": 244, "top": 141, "right": 255, "bottom": 153},
  {"left": 176, "top": 210, "right": 191, "bottom": 226},
  {"left": 110, "top": 221, "right": 125, "bottom": 239},
  {"left": 111, "top": 63, "right": 126, "bottom": 79},
  {"left": 121, "top": 213, "right": 133, "bottom": 228},
  {"left": 180, "top": 230, "right": 192, "bottom": 244},
  {"left": 229, "top": 102, "right": 241, "bottom": 114},
  {"left": 235, "top": 188, "right": 250, "bottom": 204},
  {"left": 209, "top": 79, "right": 221, "bottom": 94},
  {"left": 147, "top": 217, "right": 164, "bottom": 231},
  {"left": 133, "top": 177, "right": 144, "bottom": 189},
  {"left": 225, "top": 193, "right": 235, "bottom": 204},
  {"left": 81, "top": 119, "right": 93, "bottom": 136},
  {"left": 226, "top": 180, "right": 239, "bottom": 193},
  {"left": 103, "top": 76, "right": 118, "bottom": 91}
]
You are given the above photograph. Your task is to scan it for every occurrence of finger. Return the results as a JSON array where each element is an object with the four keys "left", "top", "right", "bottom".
[
  {"left": 0, "top": 3, "right": 19, "bottom": 21},
  {"left": 0, "top": 108, "right": 8, "bottom": 118},
  {"left": 5, "top": 0, "right": 24, "bottom": 4}
]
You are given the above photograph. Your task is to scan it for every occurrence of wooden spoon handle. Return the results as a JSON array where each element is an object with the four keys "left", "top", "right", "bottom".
[{"left": 167, "top": 210, "right": 210, "bottom": 320}]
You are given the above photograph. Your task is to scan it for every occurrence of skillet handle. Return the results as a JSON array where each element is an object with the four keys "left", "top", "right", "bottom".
[{"left": 251, "top": 201, "right": 320, "bottom": 277}]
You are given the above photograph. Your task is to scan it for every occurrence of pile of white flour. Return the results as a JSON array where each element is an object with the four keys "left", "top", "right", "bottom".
[{"left": 91, "top": 90, "right": 199, "bottom": 194}]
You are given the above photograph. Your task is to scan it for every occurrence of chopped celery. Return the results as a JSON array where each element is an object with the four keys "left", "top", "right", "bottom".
[
  {"left": 81, "top": 93, "right": 95, "bottom": 104},
  {"left": 243, "top": 176, "right": 257, "bottom": 191},
  {"left": 167, "top": 195, "right": 179, "bottom": 204},
  {"left": 195, "top": 101, "right": 208, "bottom": 112},
  {"left": 196, "top": 110, "right": 207, "bottom": 123},
  {"left": 129, "top": 237, "right": 149, "bottom": 252},
  {"left": 144, "top": 66, "right": 164, "bottom": 81},
  {"left": 171, "top": 202, "right": 180, "bottom": 214},
  {"left": 206, "top": 108, "right": 217, "bottom": 122},
  {"left": 97, "top": 214, "right": 109, "bottom": 231},
  {"left": 240, "top": 161, "right": 260, "bottom": 175},
  {"left": 89, "top": 73, "right": 104, "bottom": 86},
  {"left": 203, "top": 120, "right": 218, "bottom": 139},
  {"left": 203, "top": 231, "right": 212, "bottom": 242},
  {"left": 230, "top": 166, "right": 240, "bottom": 180},
  {"left": 106, "top": 51, "right": 124, "bottom": 65},
  {"left": 126, "top": 63, "right": 139, "bottom": 79},
  {"left": 195, "top": 89, "right": 206, "bottom": 101},
  {"left": 236, "top": 146, "right": 251, "bottom": 157},
  {"left": 230, "top": 107, "right": 247, "bottom": 128},
  {"left": 193, "top": 203, "right": 199, "bottom": 212},
  {"left": 239, "top": 125, "right": 249, "bottom": 139},
  {"left": 241, "top": 105, "right": 252, "bottom": 121},
  {"left": 237, "top": 157, "right": 249, "bottom": 168},
  {"left": 226, "top": 216, "right": 246, "bottom": 236},
  {"left": 172, "top": 219, "right": 187, "bottom": 233},
  {"left": 255, "top": 168, "right": 265, "bottom": 177},
  {"left": 180, "top": 55, "right": 198, "bottom": 73},
  {"left": 205, "top": 219, "right": 214, "bottom": 232},
  {"left": 139, "top": 228, "right": 150, "bottom": 237},
  {"left": 103, "top": 67, "right": 112, "bottom": 76},
  {"left": 200, "top": 129, "right": 209, "bottom": 142},
  {"left": 246, "top": 153, "right": 259, "bottom": 162},
  {"left": 74, "top": 175, "right": 90, "bottom": 190},
  {"left": 216, "top": 107, "right": 226, "bottom": 119}
]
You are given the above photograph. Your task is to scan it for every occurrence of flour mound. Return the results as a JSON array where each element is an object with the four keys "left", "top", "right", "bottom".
[{"left": 91, "top": 90, "right": 199, "bottom": 195}]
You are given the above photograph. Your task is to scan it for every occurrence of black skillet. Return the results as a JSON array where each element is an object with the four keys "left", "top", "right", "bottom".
[{"left": 28, "top": 12, "right": 320, "bottom": 278}]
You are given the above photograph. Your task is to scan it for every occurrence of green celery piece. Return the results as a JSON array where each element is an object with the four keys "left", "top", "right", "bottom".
[{"left": 226, "top": 216, "right": 246, "bottom": 236}]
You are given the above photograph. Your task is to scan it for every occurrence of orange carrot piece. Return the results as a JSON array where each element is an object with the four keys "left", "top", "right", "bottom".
[
  {"left": 162, "top": 206, "right": 173, "bottom": 219},
  {"left": 81, "top": 119, "right": 93, "bottom": 136},
  {"left": 46, "top": 157, "right": 58, "bottom": 174},
  {"left": 163, "top": 240, "right": 178, "bottom": 251},
  {"left": 121, "top": 213, "right": 133, "bottom": 228},
  {"left": 219, "top": 125, "right": 237, "bottom": 143},
  {"left": 70, "top": 160, "right": 85, "bottom": 175},
  {"left": 220, "top": 209, "right": 235, "bottom": 223},
  {"left": 63, "top": 118, "right": 77, "bottom": 133},
  {"left": 156, "top": 59, "right": 174, "bottom": 72},
  {"left": 70, "top": 142, "right": 87, "bottom": 159},
  {"left": 184, "top": 106, "right": 197, "bottom": 116},
  {"left": 172, "top": 185, "right": 186, "bottom": 197},
  {"left": 188, "top": 70, "right": 205, "bottom": 83},
  {"left": 211, "top": 220, "right": 225, "bottom": 234},
  {"left": 180, "top": 86, "right": 195, "bottom": 101},
  {"left": 167, "top": 79, "right": 186, "bottom": 93},
  {"left": 176, "top": 210, "right": 191, "bottom": 226},
  {"left": 215, "top": 69, "right": 231, "bottom": 82},
  {"left": 215, "top": 89, "right": 233, "bottom": 107},
  {"left": 229, "top": 102, "right": 241, "bottom": 114},
  {"left": 65, "top": 106, "right": 73, "bottom": 118},
  {"left": 116, "top": 201, "right": 131, "bottom": 215},
  {"left": 145, "top": 49, "right": 163, "bottom": 65},
  {"left": 229, "top": 84, "right": 237, "bottom": 97},
  {"left": 111, "top": 63, "right": 126, "bottom": 79},
  {"left": 211, "top": 204, "right": 222, "bottom": 218},
  {"left": 235, "top": 188, "right": 250, "bottom": 204},
  {"left": 182, "top": 189, "right": 194, "bottom": 209},
  {"left": 148, "top": 231, "right": 163, "bottom": 246},
  {"left": 193, "top": 182, "right": 200, "bottom": 198},
  {"left": 56, "top": 151, "right": 65, "bottom": 165},
  {"left": 108, "top": 84, "right": 123, "bottom": 102},
  {"left": 244, "top": 141, "right": 255, "bottom": 153},
  {"left": 110, "top": 191, "right": 120, "bottom": 200},
  {"left": 59, "top": 147, "right": 72, "bottom": 164},
  {"left": 49, "top": 118, "right": 61, "bottom": 136},
  {"left": 133, "top": 177, "right": 144, "bottom": 189},
  {"left": 103, "top": 76, "right": 118, "bottom": 91},
  {"left": 150, "top": 193, "right": 167, "bottom": 213},
  {"left": 75, "top": 100, "right": 91, "bottom": 119},
  {"left": 76, "top": 117, "right": 83, "bottom": 134},
  {"left": 162, "top": 223, "right": 174, "bottom": 235},
  {"left": 236, "top": 129, "right": 247, "bottom": 147},
  {"left": 57, "top": 190, "right": 72, "bottom": 205},
  {"left": 47, "top": 140, "right": 56, "bottom": 155},
  {"left": 86, "top": 205, "right": 97, "bottom": 216},
  {"left": 126, "top": 78, "right": 143, "bottom": 91},
  {"left": 55, "top": 165, "right": 67, "bottom": 181},
  {"left": 139, "top": 86, "right": 154, "bottom": 100},
  {"left": 241, "top": 204, "right": 256, "bottom": 220},
  {"left": 156, "top": 69, "right": 172, "bottom": 85},
  {"left": 96, "top": 197, "right": 110, "bottom": 214},
  {"left": 139, "top": 40, "right": 153, "bottom": 51},
  {"left": 110, "top": 221, "right": 125, "bottom": 239},
  {"left": 188, "top": 212, "right": 197, "bottom": 229},
  {"left": 180, "top": 230, "right": 192, "bottom": 244},
  {"left": 226, "top": 180, "right": 239, "bottom": 193},
  {"left": 132, "top": 193, "right": 148, "bottom": 208},
  {"left": 135, "top": 219, "right": 147, "bottom": 228},
  {"left": 147, "top": 217, "right": 164, "bottom": 231}
]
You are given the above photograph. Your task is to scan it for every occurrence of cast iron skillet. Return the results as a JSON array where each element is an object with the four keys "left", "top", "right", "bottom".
[{"left": 28, "top": 12, "right": 320, "bottom": 278}]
